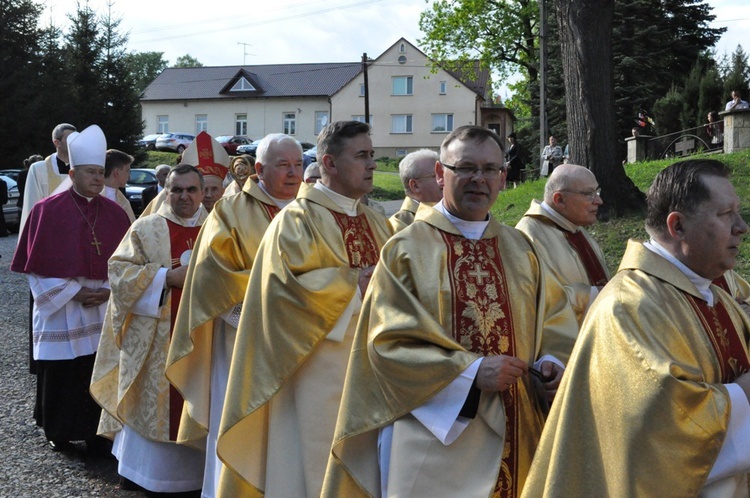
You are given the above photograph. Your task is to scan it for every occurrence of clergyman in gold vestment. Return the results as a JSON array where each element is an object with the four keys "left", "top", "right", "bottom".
[
  {"left": 389, "top": 149, "right": 442, "bottom": 233},
  {"left": 166, "top": 134, "right": 304, "bottom": 498},
  {"left": 216, "top": 121, "right": 392, "bottom": 497},
  {"left": 515, "top": 164, "right": 610, "bottom": 328},
  {"left": 323, "top": 126, "right": 578, "bottom": 498},
  {"left": 523, "top": 159, "right": 750, "bottom": 497}
]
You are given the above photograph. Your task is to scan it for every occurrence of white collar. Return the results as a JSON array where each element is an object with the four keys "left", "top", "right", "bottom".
[
  {"left": 258, "top": 180, "right": 294, "bottom": 209},
  {"left": 644, "top": 239, "right": 714, "bottom": 305},
  {"left": 433, "top": 200, "right": 489, "bottom": 240},
  {"left": 314, "top": 182, "right": 359, "bottom": 216}
]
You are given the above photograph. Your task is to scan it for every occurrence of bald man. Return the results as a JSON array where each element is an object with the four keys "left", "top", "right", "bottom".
[{"left": 516, "top": 164, "right": 610, "bottom": 332}]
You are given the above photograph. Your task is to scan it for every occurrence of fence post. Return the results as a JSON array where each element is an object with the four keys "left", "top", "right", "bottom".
[{"left": 626, "top": 135, "right": 650, "bottom": 163}]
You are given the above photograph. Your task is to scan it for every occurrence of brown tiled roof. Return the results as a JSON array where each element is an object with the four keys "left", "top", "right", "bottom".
[{"left": 141, "top": 62, "right": 362, "bottom": 101}]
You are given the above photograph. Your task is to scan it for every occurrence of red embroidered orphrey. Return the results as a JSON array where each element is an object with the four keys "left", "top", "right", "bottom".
[
  {"left": 329, "top": 211, "right": 380, "bottom": 269},
  {"left": 440, "top": 231, "right": 520, "bottom": 498},
  {"left": 166, "top": 220, "right": 202, "bottom": 441},
  {"left": 686, "top": 294, "right": 750, "bottom": 384},
  {"left": 563, "top": 230, "right": 608, "bottom": 287},
  {"left": 260, "top": 202, "right": 281, "bottom": 221}
]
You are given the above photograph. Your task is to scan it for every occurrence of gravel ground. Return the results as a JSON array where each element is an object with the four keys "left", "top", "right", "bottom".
[{"left": 0, "top": 233, "right": 140, "bottom": 497}]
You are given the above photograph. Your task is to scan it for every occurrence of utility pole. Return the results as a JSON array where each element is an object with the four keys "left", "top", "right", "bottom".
[
  {"left": 362, "top": 53, "right": 370, "bottom": 124},
  {"left": 238, "top": 42, "right": 253, "bottom": 65},
  {"left": 539, "top": 0, "right": 548, "bottom": 159}
]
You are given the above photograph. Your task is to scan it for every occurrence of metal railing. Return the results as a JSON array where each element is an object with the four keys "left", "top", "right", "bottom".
[{"left": 645, "top": 122, "right": 723, "bottom": 160}]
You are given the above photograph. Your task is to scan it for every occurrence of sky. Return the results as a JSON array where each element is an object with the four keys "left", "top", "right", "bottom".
[{"left": 46, "top": 0, "right": 749, "bottom": 91}]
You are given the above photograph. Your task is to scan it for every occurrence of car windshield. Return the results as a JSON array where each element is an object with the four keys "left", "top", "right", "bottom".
[
  {"left": 216, "top": 136, "right": 233, "bottom": 143},
  {"left": 128, "top": 170, "right": 156, "bottom": 185}
]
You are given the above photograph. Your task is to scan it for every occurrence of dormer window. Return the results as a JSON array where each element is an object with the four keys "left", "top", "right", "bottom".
[{"left": 230, "top": 77, "right": 256, "bottom": 92}]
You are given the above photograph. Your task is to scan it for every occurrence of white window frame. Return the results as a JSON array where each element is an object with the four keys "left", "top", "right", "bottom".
[
  {"left": 395, "top": 149, "right": 408, "bottom": 157},
  {"left": 196, "top": 114, "right": 208, "bottom": 134},
  {"left": 392, "top": 76, "right": 413, "bottom": 96},
  {"left": 352, "top": 115, "right": 373, "bottom": 131},
  {"left": 283, "top": 112, "right": 296, "bottom": 135},
  {"left": 315, "top": 111, "right": 329, "bottom": 135},
  {"left": 439, "top": 81, "right": 447, "bottom": 94},
  {"left": 431, "top": 113, "right": 454, "bottom": 133},
  {"left": 230, "top": 77, "right": 256, "bottom": 92},
  {"left": 360, "top": 83, "right": 365, "bottom": 97},
  {"left": 236, "top": 114, "right": 248, "bottom": 136},
  {"left": 157, "top": 115, "right": 169, "bottom": 134},
  {"left": 391, "top": 114, "right": 413, "bottom": 134}
]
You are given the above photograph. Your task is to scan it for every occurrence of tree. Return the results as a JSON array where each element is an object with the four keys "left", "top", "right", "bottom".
[
  {"left": 555, "top": 0, "right": 644, "bottom": 217},
  {"left": 0, "top": 0, "right": 44, "bottom": 166},
  {"left": 173, "top": 54, "right": 203, "bottom": 68},
  {"left": 65, "top": 2, "right": 105, "bottom": 127},
  {"left": 722, "top": 45, "right": 750, "bottom": 101},
  {"left": 125, "top": 51, "right": 168, "bottom": 94}
]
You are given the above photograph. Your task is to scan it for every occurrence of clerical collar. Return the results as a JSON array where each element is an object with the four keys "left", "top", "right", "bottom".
[
  {"left": 644, "top": 239, "right": 714, "bottom": 305},
  {"left": 314, "top": 182, "right": 359, "bottom": 216},
  {"left": 433, "top": 200, "right": 489, "bottom": 240},
  {"left": 103, "top": 185, "right": 118, "bottom": 202},
  {"left": 71, "top": 187, "right": 96, "bottom": 202},
  {"left": 177, "top": 207, "right": 203, "bottom": 227},
  {"left": 258, "top": 180, "right": 294, "bottom": 209},
  {"left": 540, "top": 200, "right": 579, "bottom": 232}
]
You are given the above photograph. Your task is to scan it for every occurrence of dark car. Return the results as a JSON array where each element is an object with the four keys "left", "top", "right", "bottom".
[
  {"left": 236, "top": 138, "right": 263, "bottom": 156},
  {"left": 137, "top": 134, "right": 166, "bottom": 150},
  {"left": 216, "top": 135, "right": 253, "bottom": 155},
  {"left": 299, "top": 142, "right": 316, "bottom": 152},
  {"left": 125, "top": 168, "right": 158, "bottom": 216}
]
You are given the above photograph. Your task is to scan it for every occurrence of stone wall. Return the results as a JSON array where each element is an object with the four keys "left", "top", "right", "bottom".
[{"left": 721, "top": 108, "right": 750, "bottom": 154}]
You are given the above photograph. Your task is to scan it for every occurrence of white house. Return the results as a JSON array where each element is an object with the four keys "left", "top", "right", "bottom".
[{"left": 140, "top": 38, "right": 513, "bottom": 157}]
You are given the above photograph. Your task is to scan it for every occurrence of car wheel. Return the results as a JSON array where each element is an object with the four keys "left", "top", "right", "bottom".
[{"left": 176, "top": 145, "right": 186, "bottom": 153}]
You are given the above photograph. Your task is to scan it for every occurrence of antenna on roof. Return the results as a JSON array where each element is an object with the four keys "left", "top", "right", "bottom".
[{"left": 237, "top": 42, "right": 255, "bottom": 66}]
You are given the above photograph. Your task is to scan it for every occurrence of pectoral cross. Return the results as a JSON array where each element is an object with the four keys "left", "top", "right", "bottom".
[{"left": 91, "top": 233, "right": 102, "bottom": 255}]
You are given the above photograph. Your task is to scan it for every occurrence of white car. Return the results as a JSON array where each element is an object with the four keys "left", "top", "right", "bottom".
[
  {"left": 0, "top": 175, "right": 20, "bottom": 229},
  {"left": 155, "top": 133, "right": 195, "bottom": 153}
]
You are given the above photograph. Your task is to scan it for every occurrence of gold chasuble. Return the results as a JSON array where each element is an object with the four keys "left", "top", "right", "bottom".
[
  {"left": 516, "top": 200, "right": 610, "bottom": 331},
  {"left": 216, "top": 183, "right": 391, "bottom": 497},
  {"left": 166, "top": 178, "right": 281, "bottom": 447},
  {"left": 323, "top": 204, "right": 578, "bottom": 498},
  {"left": 389, "top": 196, "right": 420, "bottom": 233},
  {"left": 91, "top": 203, "right": 208, "bottom": 442},
  {"left": 522, "top": 240, "right": 750, "bottom": 498}
]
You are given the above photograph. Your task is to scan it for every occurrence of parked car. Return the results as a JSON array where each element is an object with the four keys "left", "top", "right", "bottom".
[
  {"left": 125, "top": 168, "right": 158, "bottom": 216},
  {"left": 0, "top": 175, "right": 20, "bottom": 230},
  {"left": 0, "top": 169, "right": 23, "bottom": 183},
  {"left": 299, "top": 141, "right": 316, "bottom": 152},
  {"left": 303, "top": 146, "right": 318, "bottom": 168},
  {"left": 137, "top": 134, "right": 167, "bottom": 150},
  {"left": 216, "top": 135, "right": 253, "bottom": 155},
  {"left": 155, "top": 133, "right": 195, "bottom": 153},
  {"left": 236, "top": 138, "right": 263, "bottom": 156}
]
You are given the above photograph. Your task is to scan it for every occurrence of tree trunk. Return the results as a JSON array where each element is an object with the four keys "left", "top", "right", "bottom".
[{"left": 554, "top": 0, "right": 645, "bottom": 218}]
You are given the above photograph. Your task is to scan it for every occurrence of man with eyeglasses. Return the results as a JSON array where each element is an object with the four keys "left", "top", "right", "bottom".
[
  {"left": 524, "top": 159, "right": 750, "bottom": 497},
  {"left": 323, "top": 125, "right": 578, "bottom": 498},
  {"left": 516, "top": 163, "right": 609, "bottom": 328},
  {"left": 390, "top": 149, "right": 442, "bottom": 233}
]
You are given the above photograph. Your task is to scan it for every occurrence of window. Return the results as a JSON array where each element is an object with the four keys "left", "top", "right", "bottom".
[
  {"left": 236, "top": 114, "right": 248, "bottom": 136},
  {"left": 439, "top": 81, "right": 447, "bottom": 94},
  {"left": 230, "top": 77, "right": 256, "bottom": 92},
  {"left": 360, "top": 83, "right": 365, "bottom": 97},
  {"left": 399, "top": 43, "right": 406, "bottom": 53},
  {"left": 196, "top": 114, "right": 208, "bottom": 134},
  {"left": 157, "top": 116, "right": 169, "bottom": 134},
  {"left": 283, "top": 113, "right": 296, "bottom": 135},
  {"left": 391, "top": 115, "right": 413, "bottom": 134},
  {"left": 352, "top": 115, "right": 373, "bottom": 130},
  {"left": 395, "top": 149, "right": 408, "bottom": 157},
  {"left": 315, "top": 111, "right": 329, "bottom": 135},
  {"left": 432, "top": 114, "right": 454, "bottom": 133},
  {"left": 392, "top": 76, "right": 413, "bottom": 96}
]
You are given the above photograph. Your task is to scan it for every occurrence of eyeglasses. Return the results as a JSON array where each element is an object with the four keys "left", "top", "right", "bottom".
[
  {"left": 558, "top": 188, "right": 601, "bottom": 201},
  {"left": 441, "top": 162, "right": 505, "bottom": 179}
]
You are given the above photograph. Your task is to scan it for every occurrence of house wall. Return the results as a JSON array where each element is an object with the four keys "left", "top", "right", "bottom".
[
  {"left": 330, "top": 41, "right": 482, "bottom": 157},
  {"left": 142, "top": 97, "right": 332, "bottom": 144}
]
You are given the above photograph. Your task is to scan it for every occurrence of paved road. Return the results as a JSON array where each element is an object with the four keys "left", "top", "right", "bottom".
[{"left": 0, "top": 199, "right": 401, "bottom": 495}]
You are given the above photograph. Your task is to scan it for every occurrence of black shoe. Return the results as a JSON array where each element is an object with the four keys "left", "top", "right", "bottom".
[
  {"left": 86, "top": 436, "right": 114, "bottom": 458},
  {"left": 48, "top": 440, "right": 74, "bottom": 452}
]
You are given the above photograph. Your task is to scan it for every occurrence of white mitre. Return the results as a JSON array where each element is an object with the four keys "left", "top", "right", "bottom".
[{"left": 68, "top": 124, "right": 107, "bottom": 168}]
